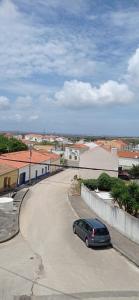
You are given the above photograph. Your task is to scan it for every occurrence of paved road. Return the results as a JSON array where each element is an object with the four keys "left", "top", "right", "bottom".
[{"left": 0, "top": 169, "right": 139, "bottom": 299}]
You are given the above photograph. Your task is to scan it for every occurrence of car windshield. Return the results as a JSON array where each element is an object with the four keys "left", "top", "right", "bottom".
[{"left": 95, "top": 228, "right": 109, "bottom": 236}]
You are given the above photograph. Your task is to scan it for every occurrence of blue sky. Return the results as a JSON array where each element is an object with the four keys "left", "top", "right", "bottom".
[{"left": 0, "top": 0, "right": 139, "bottom": 136}]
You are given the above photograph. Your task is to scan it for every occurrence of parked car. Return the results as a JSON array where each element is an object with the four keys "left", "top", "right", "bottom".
[
  {"left": 73, "top": 218, "right": 111, "bottom": 248},
  {"left": 118, "top": 171, "right": 130, "bottom": 181}
]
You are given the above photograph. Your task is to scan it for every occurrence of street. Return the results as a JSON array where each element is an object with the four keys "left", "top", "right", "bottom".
[{"left": 0, "top": 169, "right": 139, "bottom": 299}]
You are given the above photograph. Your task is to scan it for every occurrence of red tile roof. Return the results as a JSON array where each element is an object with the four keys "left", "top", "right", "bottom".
[
  {"left": 34, "top": 149, "right": 60, "bottom": 161},
  {"left": 71, "top": 144, "right": 88, "bottom": 149},
  {"left": 118, "top": 151, "right": 139, "bottom": 159},
  {"left": 0, "top": 150, "right": 51, "bottom": 169}
]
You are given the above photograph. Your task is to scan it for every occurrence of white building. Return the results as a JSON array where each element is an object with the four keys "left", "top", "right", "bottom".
[
  {"left": 79, "top": 146, "right": 118, "bottom": 179},
  {"left": 118, "top": 151, "right": 139, "bottom": 169}
]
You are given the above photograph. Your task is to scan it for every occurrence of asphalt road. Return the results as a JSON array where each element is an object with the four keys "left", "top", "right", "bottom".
[{"left": 0, "top": 169, "right": 139, "bottom": 300}]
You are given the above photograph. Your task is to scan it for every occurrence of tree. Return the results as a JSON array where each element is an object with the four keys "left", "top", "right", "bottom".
[
  {"left": 111, "top": 181, "right": 126, "bottom": 208},
  {"left": 97, "top": 173, "right": 111, "bottom": 191},
  {"left": 129, "top": 164, "right": 139, "bottom": 178},
  {"left": 0, "top": 135, "right": 27, "bottom": 153}
]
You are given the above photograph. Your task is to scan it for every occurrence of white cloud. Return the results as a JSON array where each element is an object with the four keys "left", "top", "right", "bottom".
[
  {"left": 0, "top": 0, "right": 96, "bottom": 80},
  {"left": 55, "top": 80, "right": 134, "bottom": 108},
  {"left": 15, "top": 96, "right": 33, "bottom": 109},
  {"left": 29, "top": 115, "right": 39, "bottom": 121},
  {"left": 0, "top": 96, "right": 10, "bottom": 110},
  {"left": 127, "top": 48, "right": 139, "bottom": 86}
]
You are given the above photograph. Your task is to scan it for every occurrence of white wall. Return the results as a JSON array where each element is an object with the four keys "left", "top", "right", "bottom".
[
  {"left": 119, "top": 157, "right": 139, "bottom": 168},
  {"left": 64, "top": 147, "right": 80, "bottom": 161},
  {"left": 18, "top": 159, "right": 51, "bottom": 184},
  {"left": 81, "top": 184, "right": 139, "bottom": 244}
]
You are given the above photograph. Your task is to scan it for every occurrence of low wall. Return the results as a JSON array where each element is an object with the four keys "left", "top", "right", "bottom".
[{"left": 81, "top": 184, "right": 139, "bottom": 244}]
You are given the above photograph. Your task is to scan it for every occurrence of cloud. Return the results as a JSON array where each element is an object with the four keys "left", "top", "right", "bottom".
[
  {"left": 0, "top": 96, "right": 10, "bottom": 110},
  {"left": 0, "top": 0, "right": 97, "bottom": 80},
  {"left": 15, "top": 96, "right": 33, "bottom": 109},
  {"left": 127, "top": 48, "right": 139, "bottom": 86},
  {"left": 29, "top": 115, "right": 39, "bottom": 121},
  {"left": 55, "top": 80, "right": 134, "bottom": 108}
]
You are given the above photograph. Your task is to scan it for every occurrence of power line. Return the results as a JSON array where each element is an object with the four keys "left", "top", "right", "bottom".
[{"left": 0, "top": 157, "right": 118, "bottom": 172}]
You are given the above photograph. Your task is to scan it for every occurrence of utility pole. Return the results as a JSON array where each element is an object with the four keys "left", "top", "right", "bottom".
[{"left": 29, "top": 144, "right": 32, "bottom": 185}]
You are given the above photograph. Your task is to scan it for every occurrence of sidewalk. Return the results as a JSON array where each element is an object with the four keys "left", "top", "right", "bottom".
[
  {"left": 0, "top": 188, "right": 29, "bottom": 243},
  {"left": 69, "top": 194, "right": 139, "bottom": 267}
]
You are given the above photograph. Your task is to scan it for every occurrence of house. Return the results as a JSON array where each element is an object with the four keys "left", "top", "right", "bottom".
[
  {"left": 95, "top": 139, "right": 127, "bottom": 151},
  {"left": 64, "top": 143, "right": 89, "bottom": 166},
  {"left": 78, "top": 146, "right": 118, "bottom": 179},
  {"left": 24, "top": 134, "right": 44, "bottom": 143},
  {"left": 118, "top": 151, "right": 139, "bottom": 169},
  {"left": 0, "top": 150, "right": 51, "bottom": 185},
  {"left": 0, "top": 164, "right": 18, "bottom": 193},
  {"left": 34, "top": 150, "right": 60, "bottom": 173}
]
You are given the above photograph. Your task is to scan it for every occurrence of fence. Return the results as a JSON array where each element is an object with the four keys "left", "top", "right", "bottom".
[{"left": 81, "top": 184, "right": 139, "bottom": 244}]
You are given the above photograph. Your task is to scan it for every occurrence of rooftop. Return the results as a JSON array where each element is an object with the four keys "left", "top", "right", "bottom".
[
  {"left": 0, "top": 150, "right": 51, "bottom": 169},
  {"left": 118, "top": 151, "right": 139, "bottom": 159}
]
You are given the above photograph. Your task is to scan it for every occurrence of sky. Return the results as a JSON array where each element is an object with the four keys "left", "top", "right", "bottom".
[{"left": 0, "top": 0, "right": 139, "bottom": 136}]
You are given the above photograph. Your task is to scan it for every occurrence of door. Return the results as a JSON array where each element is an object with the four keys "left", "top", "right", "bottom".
[
  {"left": 77, "top": 220, "right": 86, "bottom": 240},
  {"left": 19, "top": 172, "right": 26, "bottom": 185}
]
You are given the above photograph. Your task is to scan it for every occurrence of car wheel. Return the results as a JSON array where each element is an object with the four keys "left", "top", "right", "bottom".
[
  {"left": 73, "top": 226, "right": 76, "bottom": 234},
  {"left": 85, "top": 238, "right": 90, "bottom": 248}
]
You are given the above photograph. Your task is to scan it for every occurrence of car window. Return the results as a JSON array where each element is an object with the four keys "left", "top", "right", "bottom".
[
  {"left": 84, "top": 223, "right": 92, "bottom": 232},
  {"left": 95, "top": 228, "right": 109, "bottom": 236},
  {"left": 78, "top": 220, "right": 84, "bottom": 228}
]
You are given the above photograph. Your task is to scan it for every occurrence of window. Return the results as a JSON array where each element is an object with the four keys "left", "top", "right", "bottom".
[
  {"left": 45, "top": 166, "right": 47, "bottom": 173},
  {"left": 75, "top": 156, "right": 77, "bottom": 160},
  {"left": 95, "top": 228, "right": 109, "bottom": 236},
  {"left": 78, "top": 220, "right": 85, "bottom": 228},
  {"left": 35, "top": 170, "right": 38, "bottom": 178},
  {"left": 42, "top": 168, "right": 44, "bottom": 174},
  {"left": 69, "top": 155, "right": 72, "bottom": 159},
  {"left": 84, "top": 223, "right": 92, "bottom": 232}
]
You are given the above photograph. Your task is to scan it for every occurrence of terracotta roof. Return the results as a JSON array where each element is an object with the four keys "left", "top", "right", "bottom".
[
  {"left": 0, "top": 150, "right": 51, "bottom": 169},
  {"left": 118, "top": 151, "right": 139, "bottom": 159},
  {"left": 0, "top": 164, "right": 17, "bottom": 175},
  {"left": 34, "top": 149, "right": 60, "bottom": 161},
  {"left": 95, "top": 139, "right": 127, "bottom": 150},
  {"left": 71, "top": 144, "right": 88, "bottom": 149}
]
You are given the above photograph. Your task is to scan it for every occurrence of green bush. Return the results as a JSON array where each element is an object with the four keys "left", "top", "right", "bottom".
[
  {"left": 82, "top": 179, "right": 98, "bottom": 191},
  {"left": 97, "top": 173, "right": 111, "bottom": 191}
]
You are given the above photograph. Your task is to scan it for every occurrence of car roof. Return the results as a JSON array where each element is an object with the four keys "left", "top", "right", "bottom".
[{"left": 85, "top": 218, "right": 106, "bottom": 229}]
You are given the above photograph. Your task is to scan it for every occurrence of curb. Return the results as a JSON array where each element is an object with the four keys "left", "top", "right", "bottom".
[
  {"left": 0, "top": 189, "right": 29, "bottom": 244},
  {"left": 112, "top": 243, "right": 139, "bottom": 268}
]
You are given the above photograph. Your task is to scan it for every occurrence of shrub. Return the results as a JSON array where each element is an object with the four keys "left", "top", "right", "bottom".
[
  {"left": 97, "top": 173, "right": 111, "bottom": 191},
  {"left": 82, "top": 179, "right": 98, "bottom": 191}
]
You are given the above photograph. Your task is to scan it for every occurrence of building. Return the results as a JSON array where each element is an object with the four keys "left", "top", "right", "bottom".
[
  {"left": 78, "top": 146, "right": 118, "bottom": 179},
  {"left": 118, "top": 151, "right": 139, "bottom": 169},
  {"left": 64, "top": 143, "right": 89, "bottom": 167},
  {"left": 95, "top": 139, "right": 127, "bottom": 151},
  {"left": 0, "top": 150, "right": 51, "bottom": 185},
  {"left": 0, "top": 164, "right": 18, "bottom": 193},
  {"left": 24, "top": 134, "right": 44, "bottom": 143},
  {"left": 35, "top": 150, "right": 60, "bottom": 173}
]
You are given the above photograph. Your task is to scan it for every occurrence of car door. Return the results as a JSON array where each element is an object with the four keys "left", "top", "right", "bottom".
[
  {"left": 76, "top": 220, "right": 85, "bottom": 239},
  {"left": 78, "top": 220, "right": 88, "bottom": 241}
]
